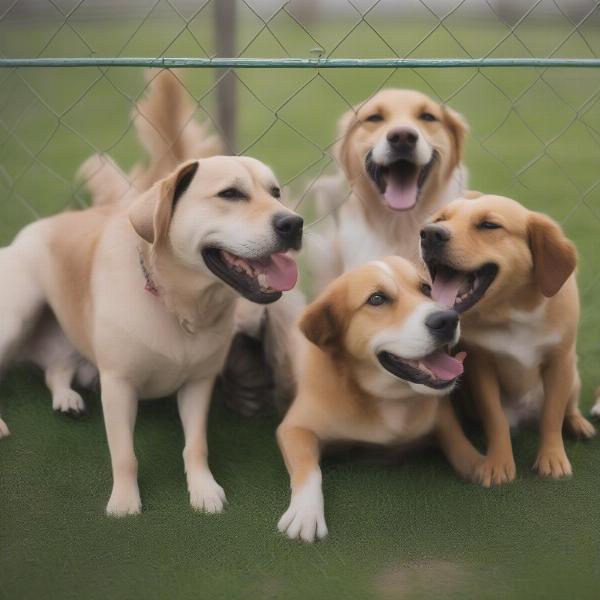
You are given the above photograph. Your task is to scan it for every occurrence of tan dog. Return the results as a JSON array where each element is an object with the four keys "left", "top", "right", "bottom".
[
  {"left": 310, "top": 89, "right": 469, "bottom": 291},
  {"left": 277, "top": 256, "right": 483, "bottom": 542},
  {"left": 420, "top": 194, "right": 596, "bottom": 487},
  {"left": 0, "top": 154, "right": 303, "bottom": 516}
]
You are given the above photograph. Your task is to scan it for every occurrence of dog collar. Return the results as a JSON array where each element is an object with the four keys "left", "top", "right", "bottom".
[{"left": 138, "top": 251, "right": 160, "bottom": 297}]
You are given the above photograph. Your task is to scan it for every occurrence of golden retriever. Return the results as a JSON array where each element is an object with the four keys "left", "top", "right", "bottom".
[
  {"left": 420, "top": 194, "right": 596, "bottom": 486},
  {"left": 277, "top": 256, "right": 483, "bottom": 542},
  {"left": 0, "top": 153, "right": 303, "bottom": 516},
  {"left": 310, "top": 89, "right": 469, "bottom": 291}
]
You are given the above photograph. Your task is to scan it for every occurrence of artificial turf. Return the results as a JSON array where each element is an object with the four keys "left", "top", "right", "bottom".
[{"left": 1, "top": 12, "right": 600, "bottom": 600}]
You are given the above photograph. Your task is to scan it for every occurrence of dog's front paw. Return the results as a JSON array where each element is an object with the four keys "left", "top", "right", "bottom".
[
  {"left": 53, "top": 390, "right": 86, "bottom": 416},
  {"left": 278, "top": 472, "right": 327, "bottom": 543},
  {"left": 106, "top": 484, "right": 142, "bottom": 517},
  {"left": 473, "top": 455, "right": 516, "bottom": 488},
  {"left": 188, "top": 471, "right": 226, "bottom": 513},
  {"left": 0, "top": 417, "right": 10, "bottom": 438},
  {"left": 534, "top": 447, "right": 572, "bottom": 479}
]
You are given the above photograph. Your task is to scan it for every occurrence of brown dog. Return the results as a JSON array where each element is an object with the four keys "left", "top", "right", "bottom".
[
  {"left": 277, "top": 256, "right": 483, "bottom": 542},
  {"left": 309, "top": 89, "right": 469, "bottom": 292},
  {"left": 420, "top": 194, "right": 596, "bottom": 487}
]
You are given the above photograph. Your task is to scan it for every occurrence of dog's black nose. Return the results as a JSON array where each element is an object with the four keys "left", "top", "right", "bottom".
[
  {"left": 273, "top": 213, "right": 303, "bottom": 249},
  {"left": 420, "top": 224, "right": 451, "bottom": 248},
  {"left": 425, "top": 310, "right": 459, "bottom": 342},
  {"left": 387, "top": 127, "right": 418, "bottom": 154}
]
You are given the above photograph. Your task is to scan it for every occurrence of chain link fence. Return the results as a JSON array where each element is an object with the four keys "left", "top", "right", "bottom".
[{"left": 1, "top": 0, "right": 600, "bottom": 385}]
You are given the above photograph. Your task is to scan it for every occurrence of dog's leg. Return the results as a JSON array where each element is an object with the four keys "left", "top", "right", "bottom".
[
  {"left": 277, "top": 424, "right": 327, "bottom": 542},
  {"left": 564, "top": 370, "right": 596, "bottom": 439},
  {"left": 45, "top": 361, "right": 86, "bottom": 416},
  {"left": 101, "top": 374, "right": 141, "bottom": 516},
  {"left": 24, "top": 311, "right": 86, "bottom": 416},
  {"left": 435, "top": 397, "right": 483, "bottom": 483},
  {"left": 177, "top": 378, "right": 226, "bottom": 513},
  {"left": 467, "top": 354, "right": 516, "bottom": 487},
  {"left": 535, "top": 347, "right": 581, "bottom": 478}
]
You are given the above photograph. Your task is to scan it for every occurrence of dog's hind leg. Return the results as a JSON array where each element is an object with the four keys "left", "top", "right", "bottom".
[
  {"left": 564, "top": 371, "right": 596, "bottom": 439},
  {"left": 22, "top": 310, "right": 86, "bottom": 416}
]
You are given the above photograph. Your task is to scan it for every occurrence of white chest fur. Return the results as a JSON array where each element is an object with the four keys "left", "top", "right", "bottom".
[{"left": 466, "top": 305, "right": 561, "bottom": 369}]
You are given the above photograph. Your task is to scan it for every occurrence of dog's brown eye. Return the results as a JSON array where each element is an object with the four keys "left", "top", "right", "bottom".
[
  {"left": 218, "top": 187, "right": 248, "bottom": 201},
  {"left": 420, "top": 282, "right": 432, "bottom": 297},
  {"left": 478, "top": 221, "right": 501, "bottom": 230},
  {"left": 419, "top": 112, "right": 437, "bottom": 122},
  {"left": 271, "top": 186, "right": 281, "bottom": 199},
  {"left": 367, "top": 292, "right": 388, "bottom": 306},
  {"left": 365, "top": 113, "right": 384, "bottom": 123}
]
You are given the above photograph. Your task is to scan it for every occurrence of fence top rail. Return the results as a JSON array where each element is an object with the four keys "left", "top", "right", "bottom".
[{"left": 1, "top": 57, "right": 600, "bottom": 69}]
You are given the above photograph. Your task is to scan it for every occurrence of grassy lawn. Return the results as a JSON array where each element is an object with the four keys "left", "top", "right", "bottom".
[{"left": 1, "top": 13, "right": 600, "bottom": 599}]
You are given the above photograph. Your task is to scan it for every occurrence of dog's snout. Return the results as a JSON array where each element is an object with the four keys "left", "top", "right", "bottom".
[
  {"left": 420, "top": 224, "right": 451, "bottom": 249},
  {"left": 425, "top": 310, "right": 459, "bottom": 342},
  {"left": 273, "top": 213, "right": 303, "bottom": 249},
  {"left": 386, "top": 127, "right": 418, "bottom": 154}
]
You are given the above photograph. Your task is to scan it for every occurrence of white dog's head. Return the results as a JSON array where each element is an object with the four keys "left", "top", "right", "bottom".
[{"left": 129, "top": 156, "right": 303, "bottom": 304}]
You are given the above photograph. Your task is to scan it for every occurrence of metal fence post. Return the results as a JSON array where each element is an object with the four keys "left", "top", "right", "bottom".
[{"left": 214, "top": 0, "right": 237, "bottom": 154}]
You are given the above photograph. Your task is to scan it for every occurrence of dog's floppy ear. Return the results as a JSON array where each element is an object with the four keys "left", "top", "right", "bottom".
[
  {"left": 442, "top": 105, "right": 469, "bottom": 169},
  {"left": 129, "top": 160, "right": 199, "bottom": 245},
  {"left": 334, "top": 107, "right": 361, "bottom": 178},
  {"left": 299, "top": 289, "right": 346, "bottom": 352},
  {"left": 528, "top": 212, "right": 577, "bottom": 297}
]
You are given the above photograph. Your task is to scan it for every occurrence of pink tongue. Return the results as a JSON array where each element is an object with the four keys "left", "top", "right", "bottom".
[
  {"left": 432, "top": 272, "right": 464, "bottom": 308},
  {"left": 384, "top": 178, "right": 418, "bottom": 210},
  {"left": 263, "top": 253, "right": 298, "bottom": 291},
  {"left": 421, "top": 350, "right": 466, "bottom": 381}
]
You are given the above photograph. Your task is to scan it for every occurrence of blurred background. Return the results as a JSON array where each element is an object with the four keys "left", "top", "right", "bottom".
[{"left": 2, "top": 2, "right": 600, "bottom": 599}]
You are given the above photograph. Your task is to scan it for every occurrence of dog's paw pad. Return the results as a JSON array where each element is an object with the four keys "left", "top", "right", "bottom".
[
  {"left": 534, "top": 450, "right": 572, "bottom": 479},
  {"left": 53, "top": 390, "right": 86, "bottom": 416},
  {"left": 189, "top": 473, "right": 226, "bottom": 514},
  {"left": 106, "top": 487, "right": 142, "bottom": 517},
  {"left": 0, "top": 417, "right": 10, "bottom": 438}
]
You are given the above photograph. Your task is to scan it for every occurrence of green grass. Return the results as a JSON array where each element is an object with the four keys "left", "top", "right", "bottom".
[{"left": 1, "top": 15, "right": 600, "bottom": 600}]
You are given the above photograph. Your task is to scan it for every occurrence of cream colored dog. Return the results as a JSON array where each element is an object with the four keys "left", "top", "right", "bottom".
[
  {"left": 420, "top": 194, "right": 595, "bottom": 486},
  {"left": 277, "top": 256, "right": 483, "bottom": 542},
  {"left": 0, "top": 154, "right": 303, "bottom": 516},
  {"left": 310, "top": 89, "right": 469, "bottom": 292}
]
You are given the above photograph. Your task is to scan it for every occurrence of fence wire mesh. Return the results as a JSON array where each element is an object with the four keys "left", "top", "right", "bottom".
[{"left": 1, "top": 1, "right": 600, "bottom": 371}]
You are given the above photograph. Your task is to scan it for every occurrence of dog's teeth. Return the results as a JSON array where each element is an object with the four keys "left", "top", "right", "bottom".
[{"left": 257, "top": 273, "right": 268, "bottom": 290}]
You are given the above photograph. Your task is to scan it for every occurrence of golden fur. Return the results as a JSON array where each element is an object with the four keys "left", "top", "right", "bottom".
[
  {"left": 422, "top": 194, "right": 596, "bottom": 486},
  {"left": 277, "top": 257, "right": 483, "bottom": 542},
  {"left": 309, "top": 89, "right": 469, "bottom": 293}
]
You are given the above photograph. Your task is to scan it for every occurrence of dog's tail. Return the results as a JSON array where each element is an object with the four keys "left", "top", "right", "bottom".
[
  {"left": 132, "top": 69, "right": 223, "bottom": 190},
  {"left": 76, "top": 153, "right": 135, "bottom": 208}
]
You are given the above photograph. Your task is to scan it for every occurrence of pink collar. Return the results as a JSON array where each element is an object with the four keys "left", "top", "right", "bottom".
[{"left": 138, "top": 252, "right": 160, "bottom": 297}]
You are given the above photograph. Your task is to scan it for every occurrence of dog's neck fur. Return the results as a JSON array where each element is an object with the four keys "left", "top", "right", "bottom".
[
  {"left": 348, "top": 164, "right": 465, "bottom": 265},
  {"left": 139, "top": 242, "right": 237, "bottom": 333},
  {"left": 461, "top": 281, "right": 546, "bottom": 332}
]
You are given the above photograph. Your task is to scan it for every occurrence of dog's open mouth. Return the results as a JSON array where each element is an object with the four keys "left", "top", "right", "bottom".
[
  {"left": 427, "top": 262, "right": 498, "bottom": 313},
  {"left": 365, "top": 151, "right": 437, "bottom": 211},
  {"left": 201, "top": 247, "right": 298, "bottom": 304},
  {"left": 377, "top": 347, "right": 466, "bottom": 390}
]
